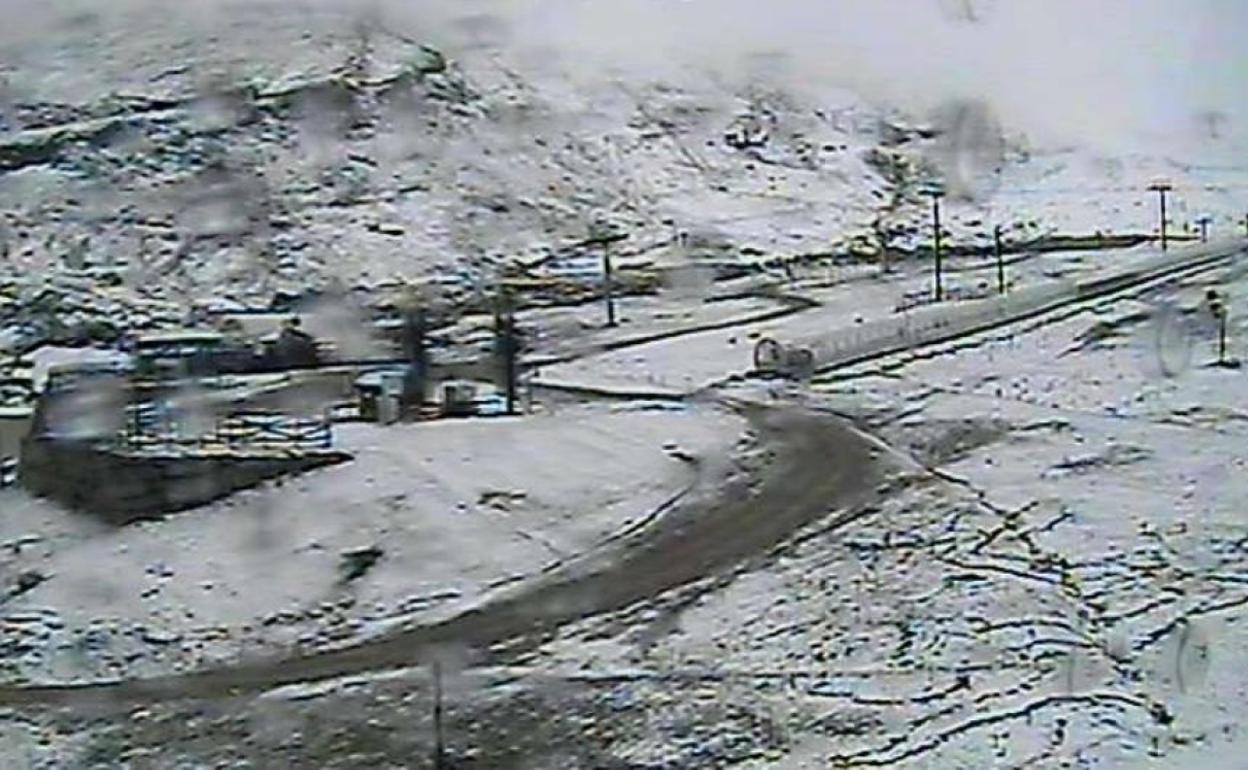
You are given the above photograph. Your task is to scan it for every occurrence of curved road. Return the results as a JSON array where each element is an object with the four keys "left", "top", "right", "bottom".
[{"left": 0, "top": 403, "right": 908, "bottom": 707}]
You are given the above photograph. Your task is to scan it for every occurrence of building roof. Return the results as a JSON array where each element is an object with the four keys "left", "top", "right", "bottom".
[
  {"left": 354, "top": 368, "right": 408, "bottom": 389},
  {"left": 214, "top": 313, "right": 298, "bottom": 340},
  {"left": 134, "top": 330, "right": 225, "bottom": 346}
]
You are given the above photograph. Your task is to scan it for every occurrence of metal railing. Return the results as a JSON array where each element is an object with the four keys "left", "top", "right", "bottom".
[
  {"left": 758, "top": 240, "right": 1246, "bottom": 380},
  {"left": 118, "top": 408, "right": 333, "bottom": 453}
]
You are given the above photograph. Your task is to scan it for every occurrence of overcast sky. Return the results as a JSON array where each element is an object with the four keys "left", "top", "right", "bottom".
[
  {"left": 3, "top": 0, "right": 1244, "bottom": 155},
  {"left": 471, "top": 0, "right": 1247, "bottom": 153}
]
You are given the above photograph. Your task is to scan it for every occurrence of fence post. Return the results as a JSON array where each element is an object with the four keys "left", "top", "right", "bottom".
[
  {"left": 995, "top": 225, "right": 1006, "bottom": 294},
  {"left": 432, "top": 660, "right": 446, "bottom": 769}
]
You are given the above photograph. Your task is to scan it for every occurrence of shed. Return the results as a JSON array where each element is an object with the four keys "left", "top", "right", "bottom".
[
  {"left": 133, "top": 330, "right": 225, "bottom": 377},
  {"left": 354, "top": 368, "right": 408, "bottom": 422}
]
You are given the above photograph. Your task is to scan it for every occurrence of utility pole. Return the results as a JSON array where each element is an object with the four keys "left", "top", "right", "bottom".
[
  {"left": 603, "top": 239, "right": 617, "bottom": 328},
  {"left": 402, "top": 306, "right": 429, "bottom": 417},
  {"left": 1208, "top": 289, "right": 1228, "bottom": 366},
  {"left": 501, "top": 312, "right": 518, "bottom": 415},
  {"left": 432, "top": 660, "right": 446, "bottom": 770},
  {"left": 994, "top": 224, "right": 1006, "bottom": 295},
  {"left": 1196, "top": 215, "right": 1212, "bottom": 244},
  {"left": 1148, "top": 181, "right": 1173, "bottom": 251},
  {"left": 1219, "top": 309, "right": 1228, "bottom": 365},
  {"left": 580, "top": 229, "right": 628, "bottom": 328},
  {"left": 928, "top": 189, "right": 945, "bottom": 301},
  {"left": 494, "top": 285, "right": 519, "bottom": 415}
]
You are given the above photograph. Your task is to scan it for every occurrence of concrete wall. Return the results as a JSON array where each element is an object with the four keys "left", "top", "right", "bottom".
[{"left": 19, "top": 438, "right": 350, "bottom": 525}]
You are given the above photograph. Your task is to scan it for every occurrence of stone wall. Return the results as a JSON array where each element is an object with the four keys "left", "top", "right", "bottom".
[{"left": 18, "top": 438, "right": 350, "bottom": 525}]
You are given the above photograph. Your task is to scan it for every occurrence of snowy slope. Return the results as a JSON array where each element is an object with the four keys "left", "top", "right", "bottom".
[{"left": 1, "top": 0, "right": 1243, "bottom": 325}]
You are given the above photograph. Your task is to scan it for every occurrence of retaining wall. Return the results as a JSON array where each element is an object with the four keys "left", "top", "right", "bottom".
[{"left": 18, "top": 438, "right": 350, "bottom": 525}]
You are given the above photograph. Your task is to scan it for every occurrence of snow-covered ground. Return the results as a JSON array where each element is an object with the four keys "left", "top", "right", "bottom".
[
  {"left": 508, "top": 250, "right": 1248, "bottom": 769},
  {"left": 0, "top": 402, "right": 745, "bottom": 683},
  {"left": 3, "top": 2, "right": 1248, "bottom": 768},
  {"left": 3, "top": 242, "right": 1243, "bottom": 769},
  {"left": 533, "top": 241, "right": 1239, "bottom": 395}
]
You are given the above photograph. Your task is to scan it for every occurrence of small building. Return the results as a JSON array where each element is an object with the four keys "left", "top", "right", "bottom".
[
  {"left": 132, "top": 330, "right": 226, "bottom": 379},
  {"left": 539, "top": 253, "right": 604, "bottom": 283},
  {"left": 264, "top": 317, "right": 321, "bottom": 370},
  {"left": 353, "top": 369, "right": 506, "bottom": 422},
  {"left": 353, "top": 368, "right": 411, "bottom": 423},
  {"left": 440, "top": 380, "right": 480, "bottom": 418},
  {"left": 25, "top": 347, "right": 131, "bottom": 393},
  {"left": 209, "top": 311, "right": 292, "bottom": 341}
]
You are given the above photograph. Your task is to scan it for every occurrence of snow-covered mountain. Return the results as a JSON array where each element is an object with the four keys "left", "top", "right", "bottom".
[{"left": 0, "top": 0, "right": 1242, "bottom": 321}]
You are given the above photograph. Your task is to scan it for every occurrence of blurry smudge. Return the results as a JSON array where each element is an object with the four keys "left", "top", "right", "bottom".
[
  {"left": 248, "top": 699, "right": 308, "bottom": 748},
  {"left": 938, "top": 0, "right": 995, "bottom": 23},
  {"left": 373, "top": 91, "right": 429, "bottom": 165},
  {"left": 178, "top": 192, "right": 252, "bottom": 240},
  {"left": 294, "top": 82, "right": 361, "bottom": 167},
  {"left": 743, "top": 49, "right": 792, "bottom": 87},
  {"left": 189, "top": 75, "right": 257, "bottom": 134},
  {"left": 43, "top": 376, "right": 127, "bottom": 440},
  {"left": 244, "top": 492, "right": 280, "bottom": 554},
  {"left": 930, "top": 99, "right": 1004, "bottom": 202},
  {"left": 1153, "top": 320, "right": 1192, "bottom": 378},
  {"left": 1056, "top": 647, "right": 1104, "bottom": 694},
  {"left": 77, "top": 181, "right": 126, "bottom": 225},
  {"left": 165, "top": 383, "right": 220, "bottom": 440},
  {"left": 175, "top": 163, "right": 271, "bottom": 242},
  {"left": 451, "top": 11, "right": 510, "bottom": 53},
  {"left": 664, "top": 263, "right": 715, "bottom": 302},
  {"left": 426, "top": 642, "right": 483, "bottom": 699},
  {"left": 1141, "top": 300, "right": 1224, "bottom": 379},
  {"left": 298, "top": 291, "right": 386, "bottom": 361},
  {"left": 1161, "top": 618, "right": 1212, "bottom": 696},
  {"left": 1195, "top": 109, "right": 1229, "bottom": 142}
]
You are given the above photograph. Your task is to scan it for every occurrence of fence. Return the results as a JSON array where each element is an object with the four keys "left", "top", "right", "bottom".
[
  {"left": 118, "top": 408, "right": 333, "bottom": 454},
  {"left": 894, "top": 283, "right": 996, "bottom": 312},
  {"left": 216, "top": 414, "right": 332, "bottom": 451},
  {"left": 763, "top": 241, "right": 1245, "bottom": 379}
]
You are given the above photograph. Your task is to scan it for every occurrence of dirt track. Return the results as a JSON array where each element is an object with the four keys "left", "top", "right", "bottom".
[{"left": 0, "top": 402, "right": 908, "bottom": 708}]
